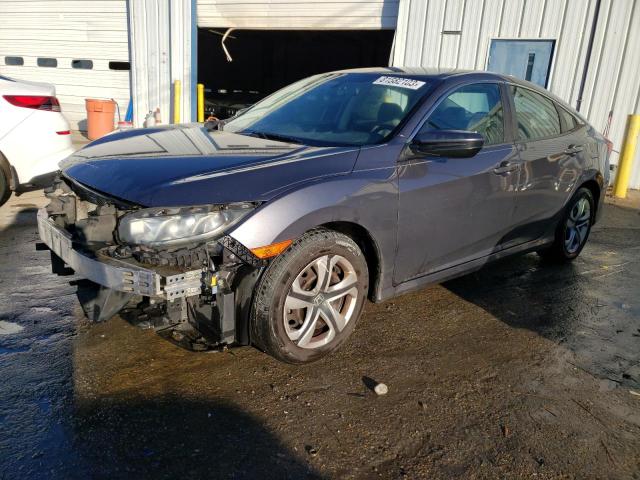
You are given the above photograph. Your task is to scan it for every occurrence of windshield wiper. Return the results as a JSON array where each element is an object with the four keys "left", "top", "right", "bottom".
[{"left": 242, "top": 130, "right": 302, "bottom": 145}]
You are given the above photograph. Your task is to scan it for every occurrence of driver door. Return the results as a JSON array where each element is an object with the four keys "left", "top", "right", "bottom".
[{"left": 394, "top": 82, "right": 520, "bottom": 284}]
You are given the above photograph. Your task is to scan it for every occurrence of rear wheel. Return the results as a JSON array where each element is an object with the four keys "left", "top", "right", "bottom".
[
  {"left": 250, "top": 228, "right": 368, "bottom": 364},
  {"left": 539, "top": 187, "right": 594, "bottom": 262},
  {"left": 0, "top": 167, "right": 11, "bottom": 207}
]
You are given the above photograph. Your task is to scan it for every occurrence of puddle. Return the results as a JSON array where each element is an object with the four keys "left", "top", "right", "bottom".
[
  {"left": 0, "top": 320, "right": 24, "bottom": 335},
  {"left": 0, "top": 345, "right": 30, "bottom": 355}
]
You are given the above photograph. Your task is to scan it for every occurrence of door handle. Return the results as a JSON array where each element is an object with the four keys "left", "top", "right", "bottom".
[
  {"left": 564, "top": 144, "right": 584, "bottom": 155},
  {"left": 493, "top": 161, "right": 519, "bottom": 174}
]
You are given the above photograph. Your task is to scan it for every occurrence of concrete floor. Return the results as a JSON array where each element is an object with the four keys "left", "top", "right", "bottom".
[{"left": 0, "top": 190, "right": 639, "bottom": 479}]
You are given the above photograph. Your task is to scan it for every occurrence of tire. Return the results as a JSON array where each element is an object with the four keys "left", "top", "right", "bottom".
[
  {"left": 538, "top": 187, "right": 594, "bottom": 262},
  {"left": 250, "top": 228, "right": 369, "bottom": 364},
  {"left": 0, "top": 167, "right": 11, "bottom": 207}
]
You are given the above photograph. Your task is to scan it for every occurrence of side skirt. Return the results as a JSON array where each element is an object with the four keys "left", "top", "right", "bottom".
[{"left": 376, "top": 235, "right": 554, "bottom": 302}]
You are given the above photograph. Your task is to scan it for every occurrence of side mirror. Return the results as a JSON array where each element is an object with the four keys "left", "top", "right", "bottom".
[{"left": 410, "top": 130, "right": 484, "bottom": 158}]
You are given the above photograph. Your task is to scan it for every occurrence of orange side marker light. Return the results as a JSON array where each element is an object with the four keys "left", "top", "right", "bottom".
[{"left": 251, "top": 239, "right": 293, "bottom": 259}]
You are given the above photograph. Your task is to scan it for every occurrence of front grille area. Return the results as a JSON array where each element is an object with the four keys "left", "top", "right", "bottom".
[
  {"left": 44, "top": 176, "right": 123, "bottom": 247},
  {"left": 63, "top": 175, "right": 138, "bottom": 210}
]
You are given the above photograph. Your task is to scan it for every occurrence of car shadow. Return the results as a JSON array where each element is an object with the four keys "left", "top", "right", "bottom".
[
  {"left": 442, "top": 213, "right": 640, "bottom": 389},
  {"left": 69, "top": 395, "right": 323, "bottom": 479},
  {"left": 0, "top": 205, "right": 39, "bottom": 234},
  {"left": 443, "top": 253, "right": 581, "bottom": 338}
]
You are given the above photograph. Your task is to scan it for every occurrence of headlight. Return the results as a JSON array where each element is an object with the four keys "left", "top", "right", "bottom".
[{"left": 117, "top": 203, "right": 255, "bottom": 247}]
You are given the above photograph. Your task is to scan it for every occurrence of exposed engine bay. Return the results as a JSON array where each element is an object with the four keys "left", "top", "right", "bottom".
[{"left": 40, "top": 176, "right": 262, "bottom": 351}]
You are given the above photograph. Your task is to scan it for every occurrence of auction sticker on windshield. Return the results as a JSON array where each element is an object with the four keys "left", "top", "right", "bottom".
[{"left": 373, "top": 76, "right": 426, "bottom": 90}]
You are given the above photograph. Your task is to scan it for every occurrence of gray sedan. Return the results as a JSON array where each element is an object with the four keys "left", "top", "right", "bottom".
[{"left": 38, "top": 69, "right": 610, "bottom": 363}]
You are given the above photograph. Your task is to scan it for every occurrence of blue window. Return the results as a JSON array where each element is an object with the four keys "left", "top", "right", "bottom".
[{"left": 487, "top": 40, "right": 555, "bottom": 87}]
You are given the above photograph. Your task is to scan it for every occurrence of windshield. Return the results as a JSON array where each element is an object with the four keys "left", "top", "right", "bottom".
[{"left": 224, "top": 73, "right": 430, "bottom": 147}]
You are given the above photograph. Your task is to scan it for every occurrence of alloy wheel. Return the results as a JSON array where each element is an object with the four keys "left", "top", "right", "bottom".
[
  {"left": 283, "top": 254, "right": 359, "bottom": 349},
  {"left": 564, "top": 197, "right": 591, "bottom": 254}
]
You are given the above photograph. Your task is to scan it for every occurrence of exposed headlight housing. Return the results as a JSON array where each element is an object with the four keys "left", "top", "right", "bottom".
[{"left": 117, "top": 203, "right": 255, "bottom": 247}]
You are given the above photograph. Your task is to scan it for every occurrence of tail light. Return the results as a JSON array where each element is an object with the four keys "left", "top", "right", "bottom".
[{"left": 3, "top": 95, "right": 61, "bottom": 112}]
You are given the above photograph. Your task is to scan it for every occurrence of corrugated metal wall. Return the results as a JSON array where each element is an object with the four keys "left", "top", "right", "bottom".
[
  {"left": 197, "top": 0, "right": 399, "bottom": 29},
  {"left": 0, "top": 0, "right": 131, "bottom": 130},
  {"left": 392, "top": 0, "right": 640, "bottom": 188},
  {"left": 128, "top": 0, "right": 195, "bottom": 127}
]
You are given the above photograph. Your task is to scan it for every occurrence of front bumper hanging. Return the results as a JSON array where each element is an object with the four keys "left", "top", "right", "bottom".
[{"left": 37, "top": 208, "right": 205, "bottom": 300}]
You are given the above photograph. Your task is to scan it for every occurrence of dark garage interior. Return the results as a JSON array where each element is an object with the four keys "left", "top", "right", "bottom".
[{"left": 197, "top": 29, "right": 395, "bottom": 118}]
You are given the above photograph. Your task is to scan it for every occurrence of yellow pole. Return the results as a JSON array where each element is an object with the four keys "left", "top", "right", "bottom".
[
  {"left": 614, "top": 114, "right": 640, "bottom": 198},
  {"left": 197, "top": 83, "right": 205, "bottom": 122},
  {"left": 173, "top": 80, "right": 181, "bottom": 124}
]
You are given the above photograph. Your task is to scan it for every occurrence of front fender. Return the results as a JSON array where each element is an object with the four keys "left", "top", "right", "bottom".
[{"left": 228, "top": 170, "right": 398, "bottom": 292}]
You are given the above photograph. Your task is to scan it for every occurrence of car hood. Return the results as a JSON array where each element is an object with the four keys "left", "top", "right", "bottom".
[{"left": 60, "top": 124, "right": 360, "bottom": 207}]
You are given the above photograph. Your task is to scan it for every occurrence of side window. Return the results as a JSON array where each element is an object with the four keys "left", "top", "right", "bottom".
[
  {"left": 558, "top": 106, "right": 580, "bottom": 133},
  {"left": 510, "top": 86, "right": 561, "bottom": 141},
  {"left": 420, "top": 83, "right": 505, "bottom": 146}
]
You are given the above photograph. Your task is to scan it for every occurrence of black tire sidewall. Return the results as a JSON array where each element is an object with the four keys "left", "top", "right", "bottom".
[
  {"left": 559, "top": 188, "right": 594, "bottom": 259},
  {"left": 0, "top": 168, "right": 10, "bottom": 207},
  {"left": 252, "top": 230, "right": 369, "bottom": 364}
]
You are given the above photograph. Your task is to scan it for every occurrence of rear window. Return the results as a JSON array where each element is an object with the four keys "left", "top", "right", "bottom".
[
  {"left": 510, "top": 86, "right": 561, "bottom": 141},
  {"left": 558, "top": 106, "right": 581, "bottom": 133}
]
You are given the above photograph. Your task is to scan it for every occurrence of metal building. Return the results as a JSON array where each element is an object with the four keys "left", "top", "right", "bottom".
[
  {"left": 0, "top": 0, "right": 638, "bottom": 187},
  {"left": 392, "top": 0, "right": 640, "bottom": 188},
  {"left": 0, "top": 0, "right": 131, "bottom": 130}
]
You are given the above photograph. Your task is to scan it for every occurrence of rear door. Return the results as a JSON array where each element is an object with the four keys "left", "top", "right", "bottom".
[
  {"left": 504, "top": 85, "right": 586, "bottom": 246},
  {"left": 394, "top": 82, "right": 520, "bottom": 284}
]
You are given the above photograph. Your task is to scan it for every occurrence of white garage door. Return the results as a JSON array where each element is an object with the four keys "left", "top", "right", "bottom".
[
  {"left": 0, "top": 0, "right": 131, "bottom": 130},
  {"left": 197, "top": 0, "right": 399, "bottom": 29}
]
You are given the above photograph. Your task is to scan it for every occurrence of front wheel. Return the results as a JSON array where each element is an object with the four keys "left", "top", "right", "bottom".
[
  {"left": 539, "top": 187, "right": 594, "bottom": 262},
  {"left": 250, "top": 228, "right": 369, "bottom": 364}
]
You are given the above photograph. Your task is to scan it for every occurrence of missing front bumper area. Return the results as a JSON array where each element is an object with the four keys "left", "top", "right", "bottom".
[
  {"left": 37, "top": 208, "right": 202, "bottom": 299},
  {"left": 37, "top": 207, "right": 250, "bottom": 349}
]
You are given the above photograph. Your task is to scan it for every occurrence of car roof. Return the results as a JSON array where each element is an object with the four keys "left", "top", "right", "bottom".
[
  {"left": 333, "top": 67, "right": 583, "bottom": 115},
  {"left": 333, "top": 67, "right": 563, "bottom": 92},
  {"left": 333, "top": 66, "right": 510, "bottom": 82}
]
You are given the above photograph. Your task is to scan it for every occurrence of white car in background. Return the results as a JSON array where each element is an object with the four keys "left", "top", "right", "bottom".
[{"left": 0, "top": 75, "right": 74, "bottom": 206}]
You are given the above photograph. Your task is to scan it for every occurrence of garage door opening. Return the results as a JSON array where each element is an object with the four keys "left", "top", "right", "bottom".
[{"left": 197, "top": 29, "right": 395, "bottom": 119}]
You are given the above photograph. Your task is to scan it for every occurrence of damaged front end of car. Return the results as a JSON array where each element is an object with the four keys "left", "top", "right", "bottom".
[{"left": 37, "top": 176, "right": 266, "bottom": 351}]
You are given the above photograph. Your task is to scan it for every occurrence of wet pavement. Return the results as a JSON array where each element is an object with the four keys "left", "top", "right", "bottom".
[{"left": 0, "top": 190, "right": 639, "bottom": 479}]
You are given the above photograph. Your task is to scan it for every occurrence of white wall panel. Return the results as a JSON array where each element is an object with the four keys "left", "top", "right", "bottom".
[
  {"left": 519, "top": 0, "right": 545, "bottom": 37},
  {"left": 439, "top": 0, "right": 464, "bottom": 67},
  {"left": 393, "top": 0, "right": 640, "bottom": 188},
  {"left": 197, "top": 0, "right": 399, "bottom": 29},
  {"left": 473, "top": 0, "right": 502, "bottom": 69},
  {"left": 0, "top": 0, "right": 131, "bottom": 130},
  {"left": 129, "top": 0, "right": 170, "bottom": 129},
  {"left": 421, "top": 0, "right": 446, "bottom": 66},
  {"left": 457, "top": 0, "right": 483, "bottom": 68},
  {"left": 499, "top": 0, "right": 524, "bottom": 37},
  {"left": 128, "top": 0, "right": 195, "bottom": 128}
]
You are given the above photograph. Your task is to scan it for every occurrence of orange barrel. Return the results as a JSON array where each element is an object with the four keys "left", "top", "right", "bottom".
[{"left": 85, "top": 98, "right": 116, "bottom": 140}]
